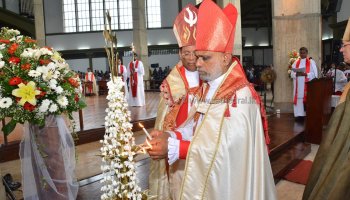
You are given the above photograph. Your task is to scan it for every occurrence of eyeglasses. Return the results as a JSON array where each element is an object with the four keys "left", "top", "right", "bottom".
[
  {"left": 182, "top": 52, "right": 196, "bottom": 57},
  {"left": 341, "top": 44, "right": 350, "bottom": 48}
]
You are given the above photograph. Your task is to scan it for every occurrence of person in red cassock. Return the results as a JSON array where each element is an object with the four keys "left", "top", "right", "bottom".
[{"left": 127, "top": 53, "right": 145, "bottom": 106}]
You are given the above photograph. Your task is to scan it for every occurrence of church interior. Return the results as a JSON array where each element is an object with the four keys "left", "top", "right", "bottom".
[{"left": 1, "top": 0, "right": 350, "bottom": 199}]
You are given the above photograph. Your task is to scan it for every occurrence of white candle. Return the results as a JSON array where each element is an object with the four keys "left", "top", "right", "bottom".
[{"left": 138, "top": 123, "right": 152, "bottom": 140}]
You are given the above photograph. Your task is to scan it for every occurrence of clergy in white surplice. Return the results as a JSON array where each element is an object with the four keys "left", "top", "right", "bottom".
[
  {"left": 127, "top": 53, "right": 145, "bottom": 106},
  {"left": 117, "top": 58, "right": 128, "bottom": 98},
  {"left": 148, "top": 1, "right": 277, "bottom": 199},
  {"left": 291, "top": 47, "right": 318, "bottom": 118}
]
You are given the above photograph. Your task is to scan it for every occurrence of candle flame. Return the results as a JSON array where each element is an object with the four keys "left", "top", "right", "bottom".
[{"left": 138, "top": 122, "right": 144, "bottom": 128}]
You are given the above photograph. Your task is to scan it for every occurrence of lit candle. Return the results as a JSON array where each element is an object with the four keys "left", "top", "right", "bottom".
[{"left": 138, "top": 123, "right": 152, "bottom": 140}]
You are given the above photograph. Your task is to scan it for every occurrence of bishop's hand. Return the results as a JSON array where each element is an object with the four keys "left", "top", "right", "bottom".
[{"left": 147, "top": 130, "right": 170, "bottom": 160}]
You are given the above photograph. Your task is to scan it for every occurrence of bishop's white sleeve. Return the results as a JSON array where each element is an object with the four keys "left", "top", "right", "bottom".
[
  {"left": 307, "top": 60, "right": 318, "bottom": 80},
  {"left": 167, "top": 138, "right": 180, "bottom": 165},
  {"left": 166, "top": 118, "right": 195, "bottom": 165}
]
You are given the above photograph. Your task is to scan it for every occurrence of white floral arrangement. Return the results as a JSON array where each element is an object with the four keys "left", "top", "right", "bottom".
[
  {"left": 100, "top": 76, "right": 144, "bottom": 200},
  {"left": 0, "top": 27, "right": 85, "bottom": 135},
  {"left": 100, "top": 11, "right": 147, "bottom": 200}
]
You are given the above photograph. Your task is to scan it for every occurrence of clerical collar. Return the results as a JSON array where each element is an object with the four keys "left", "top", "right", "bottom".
[
  {"left": 206, "top": 73, "right": 226, "bottom": 100},
  {"left": 208, "top": 73, "right": 225, "bottom": 88},
  {"left": 184, "top": 67, "right": 197, "bottom": 75},
  {"left": 185, "top": 67, "right": 199, "bottom": 88}
]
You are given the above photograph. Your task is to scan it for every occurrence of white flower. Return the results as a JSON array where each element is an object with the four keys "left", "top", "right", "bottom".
[
  {"left": 53, "top": 71, "right": 60, "bottom": 79},
  {"left": 16, "top": 35, "right": 23, "bottom": 42},
  {"left": 49, "top": 79, "right": 57, "bottom": 89},
  {"left": 55, "top": 86, "right": 63, "bottom": 94},
  {"left": 0, "top": 44, "right": 5, "bottom": 50},
  {"left": 57, "top": 62, "right": 68, "bottom": 70},
  {"left": 40, "top": 47, "right": 53, "bottom": 56},
  {"left": 0, "top": 53, "right": 3, "bottom": 59},
  {"left": 0, "top": 61, "right": 4, "bottom": 69},
  {"left": 28, "top": 70, "right": 41, "bottom": 77},
  {"left": 0, "top": 98, "right": 13, "bottom": 108},
  {"left": 38, "top": 99, "right": 51, "bottom": 113},
  {"left": 57, "top": 96, "right": 68, "bottom": 108},
  {"left": 8, "top": 29, "right": 20, "bottom": 35},
  {"left": 20, "top": 48, "right": 34, "bottom": 58},
  {"left": 47, "top": 62, "right": 56, "bottom": 70},
  {"left": 33, "top": 50, "right": 42, "bottom": 60},
  {"left": 49, "top": 103, "right": 58, "bottom": 112}
]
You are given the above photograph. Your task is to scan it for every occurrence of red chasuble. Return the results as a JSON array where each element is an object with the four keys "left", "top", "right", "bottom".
[{"left": 129, "top": 60, "right": 139, "bottom": 97}]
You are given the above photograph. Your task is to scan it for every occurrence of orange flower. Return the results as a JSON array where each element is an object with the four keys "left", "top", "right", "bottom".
[
  {"left": 23, "top": 102, "right": 36, "bottom": 111},
  {"left": 43, "top": 46, "right": 52, "bottom": 51},
  {"left": 0, "top": 39, "right": 10, "bottom": 44},
  {"left": 35, "top": 88, "right": 46, "bottom": 99},
  {"left": 9, "top": 57, "right": 20, "bottom": 64},
  {"left": 39, "top": 59, "right": 51, "bottom": 65},
  {"left": 24, "top": 38, "right": 36, "bottom": 43},
  {"left": 8, "top": 43, "right": 19, "bottom": 54},
  {"left": 9, "top": 77, "right": 23, "bottom": 86},
  {"left": 21, "top": 63, "right": 31, "bottom": 70},
  {"left": 68, "top": 77, "right": 79, "bottom": 88}
]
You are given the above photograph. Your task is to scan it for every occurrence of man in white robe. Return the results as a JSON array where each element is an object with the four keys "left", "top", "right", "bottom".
[
  {"left": 127, "top": 53, "right": 145, "bottom": 106},
  {"left": 117, "top": 58, "right": 128, "bottom": 98},
  {"left": 149, "top": 4, "right": 201, "bottom": 200},
  {"left": 291, "top": 47, "right": 318, "bottom": 118},
  {"left": 148, "top": 1, "right": 277, "bottom": 199}
]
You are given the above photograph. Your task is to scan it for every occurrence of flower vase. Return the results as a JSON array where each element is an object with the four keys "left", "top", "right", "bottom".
[{"left": 20, "top": 115, "right": 78, "bottom": 200}]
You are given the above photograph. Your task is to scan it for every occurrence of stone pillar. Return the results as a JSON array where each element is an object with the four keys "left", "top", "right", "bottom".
[
  {"left": 272, "top": 0, "right": 322, "bottom": 112},
  {"left": 212, "top": 0, "right": 243, "bottom": 59},
  {"left": 86, "top": 52, "right": 94, "bottom": 71},
  {"left": 132, "top": 0, "right": 150, "bottom": 88},
  {"left": 33, "top": 0, "right": 45, "bottom": 46}
]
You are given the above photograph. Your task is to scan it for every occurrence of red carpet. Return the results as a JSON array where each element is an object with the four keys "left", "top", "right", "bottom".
[{"left": 283, "top": 160, "right": 313, "bottom": 185}]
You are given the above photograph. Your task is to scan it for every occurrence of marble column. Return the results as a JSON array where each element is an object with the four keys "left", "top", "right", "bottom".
[
  {"left": 33, "top": 0, "right": 45, "bottom": 46},
  {"left": 217, "top": 0, "right": 242, "bottom": 59},
  {"left": 132, "top": 0, "right": 150, "bottom": 87},
  {"left": 272, "top": 0, "right": 322, "bottom": 112},
  {"left": 86, "top": 52, "right": 94, "bottom": 71}
]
